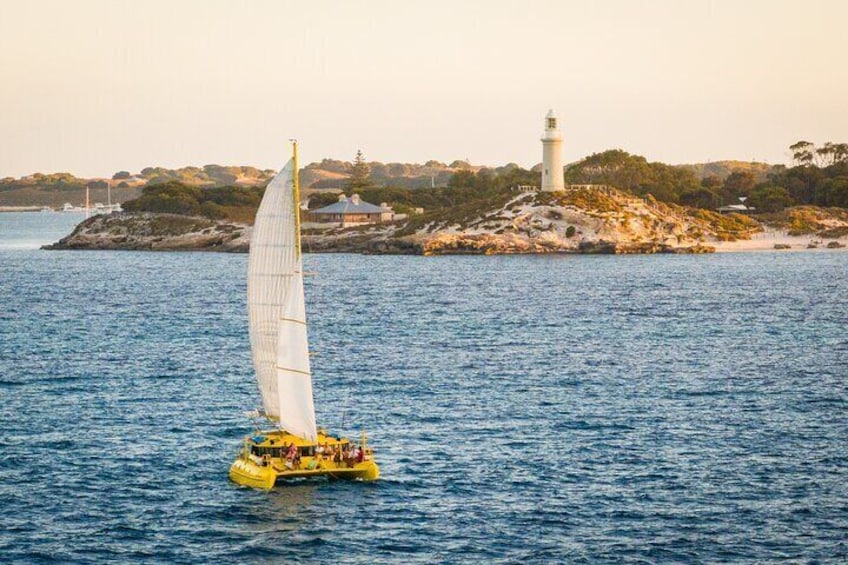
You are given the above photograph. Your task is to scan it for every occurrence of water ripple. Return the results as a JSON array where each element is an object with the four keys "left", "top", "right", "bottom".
[{"left": 1, "top": 216, "right": 847, "bottom": 562}]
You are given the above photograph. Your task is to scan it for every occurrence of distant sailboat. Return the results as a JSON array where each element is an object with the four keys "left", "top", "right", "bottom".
[
  {"left": 61, "top": 183, "right": 122, "bottom": 216},
  {"left": 229, "top": 141, "right": 379, "bottom": 489}
]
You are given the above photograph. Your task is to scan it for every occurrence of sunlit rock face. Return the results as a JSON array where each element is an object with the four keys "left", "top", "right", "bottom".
[{"left": 43, "top": 213, "right": 251, "bottom": 252}]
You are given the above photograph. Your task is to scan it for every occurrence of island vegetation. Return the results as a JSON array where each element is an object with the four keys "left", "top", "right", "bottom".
[
  {"left": 92, "top": 141, "right": 846, "bottom": 229},
  {"left": 5, "top": 141, "right": 847, "bottom": 218},
  {"left": 560, "top": 141, "right": 848, "bottom": 212},
  {"left": 122, "top": 182, "right": 263, "bottom": 224},
  {"left": 14, "top": 141, "right": 848, "bottom": 255}
]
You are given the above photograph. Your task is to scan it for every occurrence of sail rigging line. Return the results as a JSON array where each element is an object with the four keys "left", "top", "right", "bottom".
[
  {"left": 292, "top": 138, "right": 302, "bottom": 259},
  {"left": 275, "top": 366, "right": 312, "bottom": 376}
]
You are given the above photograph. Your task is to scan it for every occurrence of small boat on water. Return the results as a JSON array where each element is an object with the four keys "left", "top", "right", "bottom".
[
  {"left": 61, "top": 202, "right": 122, "bottom": 215},
  {"left": 61, "top": 203, "right": 86, "bottom": 213},
  {"left": 92, "top": 202, "right": 123, "bottom": 214},
  {"left": 229, "top": 141, "right": 379, "bottom": 489}
]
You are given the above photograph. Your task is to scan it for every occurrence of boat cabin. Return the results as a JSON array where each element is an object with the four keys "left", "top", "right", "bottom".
[{"left": 248, "top": 435, "right": 350, "bottom": 460}]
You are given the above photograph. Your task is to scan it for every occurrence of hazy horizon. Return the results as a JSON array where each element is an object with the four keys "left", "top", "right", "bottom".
[{"left": 2, "top": 0, "right": 846, "bottom": 178}]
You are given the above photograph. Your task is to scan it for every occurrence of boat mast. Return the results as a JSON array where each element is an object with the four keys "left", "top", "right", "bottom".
[{"left": 291, "top": 139, "right": 302, "bottom": 258}]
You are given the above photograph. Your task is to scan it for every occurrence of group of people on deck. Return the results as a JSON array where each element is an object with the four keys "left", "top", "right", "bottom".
[
  {"left": 280, "top": 441, "right": 365, "bottom": 471},
  {"left": 317, "top": 442, "right": 365, "bottom": 469}
]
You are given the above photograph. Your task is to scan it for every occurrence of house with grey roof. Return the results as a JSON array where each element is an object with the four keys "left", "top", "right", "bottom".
[{"left": 307, "top": 194, "right": 394, "bottom": 227}]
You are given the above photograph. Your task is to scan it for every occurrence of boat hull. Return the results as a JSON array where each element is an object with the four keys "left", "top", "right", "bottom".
[{"left": 229, "top": 458, "right": 277, "bottom": 490}]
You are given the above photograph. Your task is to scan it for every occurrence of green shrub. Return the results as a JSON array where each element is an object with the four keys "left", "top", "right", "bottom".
[{"left": 200, "top": 201, "right": 226, "bottom": 219}]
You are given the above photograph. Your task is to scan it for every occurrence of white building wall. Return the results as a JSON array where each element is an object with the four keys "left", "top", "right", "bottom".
[{"left": 541, "top": 109, "right": 565, "bottom": 192}]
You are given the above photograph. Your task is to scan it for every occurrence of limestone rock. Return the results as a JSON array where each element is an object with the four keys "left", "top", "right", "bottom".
[{"left": 43, "top": 213, "right": 250, "bottom": 252}]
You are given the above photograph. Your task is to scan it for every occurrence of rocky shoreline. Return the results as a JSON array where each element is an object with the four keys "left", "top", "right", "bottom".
[
  {"left": 42, "top": 213, "right": 251, "bottom": 253},
  {"left": 43, "top": 211, "right": 716, "bottom": 255}
]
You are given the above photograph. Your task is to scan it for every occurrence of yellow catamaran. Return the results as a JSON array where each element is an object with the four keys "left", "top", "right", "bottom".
[{"left": 229, "top": 142, "right": 379, "bottom": 489}]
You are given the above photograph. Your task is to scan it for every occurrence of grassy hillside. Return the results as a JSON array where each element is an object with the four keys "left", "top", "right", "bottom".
[
  {"left": 302, "top": 158, "right": 484, "bottom": 189},
  {"left": 137, "top": 165, "right": 275, "bottom": 186}
]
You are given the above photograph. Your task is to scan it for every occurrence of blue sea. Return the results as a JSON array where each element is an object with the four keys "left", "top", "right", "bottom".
[{"left": 1, "top": 211, "right": 846, "bottom": 563}]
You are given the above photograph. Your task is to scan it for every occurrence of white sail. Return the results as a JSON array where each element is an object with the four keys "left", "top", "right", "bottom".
[{"left": 247, "top": 159, "right": 317, "bottom": 441}]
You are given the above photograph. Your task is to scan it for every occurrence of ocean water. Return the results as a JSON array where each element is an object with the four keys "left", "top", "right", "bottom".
[{"left": 1, "top": 212, "right": 846, "bottom": 563}]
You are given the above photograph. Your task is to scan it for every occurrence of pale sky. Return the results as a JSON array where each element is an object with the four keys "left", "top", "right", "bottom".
[{"left": 1, "top": 0, "right": 846, "bottom": 178}]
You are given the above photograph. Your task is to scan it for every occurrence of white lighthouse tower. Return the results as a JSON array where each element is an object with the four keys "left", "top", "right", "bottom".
[{"left": 541, "top": 109, "right": 565, "bottom": 192}]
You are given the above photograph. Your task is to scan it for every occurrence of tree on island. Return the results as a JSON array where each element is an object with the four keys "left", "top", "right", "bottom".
[
  {"left": 816, "top": 142, "right": 848, "bottom": 167},
  {"left": 769, "top": 140, "right": 848, "bottom": 207},
  {"left": 790, "top": 140, "right": 848, "bottom": 167},
  {"left": 347, "top": 150, "right": 372, "bottom": 191},
  {"left": 790, "top": 141, "right": 815, "bottom": 167},
  {"left": 721, "top": 170, "right": 757, "bottom": 200},
  {"left": 748, "top": 185, "right": 794, "bottom": 212}
]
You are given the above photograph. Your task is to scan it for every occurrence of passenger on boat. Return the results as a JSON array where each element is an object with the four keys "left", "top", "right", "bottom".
[
  {"left": 284, "top": 442, "right": 298, "bottom": 469},
  {"left": 344, "top": 445, "right": 356, "bottom": 468},
  {"left": 356, "top": 445, "right": 365, "bottom": 463}
]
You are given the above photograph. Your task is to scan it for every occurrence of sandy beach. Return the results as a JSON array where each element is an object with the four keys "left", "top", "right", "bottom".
[{"left": 712, "top": 229, "right": 848, "bottom": 252}]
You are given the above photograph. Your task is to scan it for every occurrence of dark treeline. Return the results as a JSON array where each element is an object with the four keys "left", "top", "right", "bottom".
[
  {"left": 0, "top": 172, "right": 86, "bottom": 192},
  {"left": 308, "top": 165, "right": 537, "bottom": 213},
  {"left": 766, "top": 140, "right": 848, "bottom": 209},
  {"left": 563, "top": 143, "right": 848, "bottom": 212},
  {"left": 122, "top": 181, "right": 263, "bottom": 223}
]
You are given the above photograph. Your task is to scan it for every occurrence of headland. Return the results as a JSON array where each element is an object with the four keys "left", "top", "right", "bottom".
[{"left": 43, "top": 187, "right": 848, "bottom": 255}]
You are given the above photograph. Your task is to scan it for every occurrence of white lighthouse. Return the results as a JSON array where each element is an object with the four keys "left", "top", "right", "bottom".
[{"left": 541, "top": 109, "right": 565, "bottom": 192}]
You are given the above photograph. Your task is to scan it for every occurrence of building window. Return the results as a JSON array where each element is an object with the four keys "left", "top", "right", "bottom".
[{"left": 547, "top": 118, "right": 556, "bottom": 129}]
